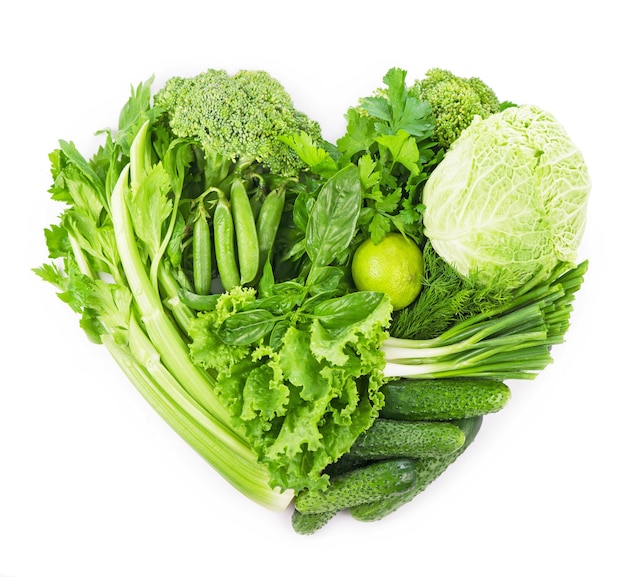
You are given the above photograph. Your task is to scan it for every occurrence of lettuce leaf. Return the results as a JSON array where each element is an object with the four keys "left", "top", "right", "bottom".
[{"left": 189, "top": 288, "right": 392, "bottom": 493}]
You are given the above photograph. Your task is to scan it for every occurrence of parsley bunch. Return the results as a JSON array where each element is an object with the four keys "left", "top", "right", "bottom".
[{"left": 283, "top": 68, "right": 443, "bottom": 248}]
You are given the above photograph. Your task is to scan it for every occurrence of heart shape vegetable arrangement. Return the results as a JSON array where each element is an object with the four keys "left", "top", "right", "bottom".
[{"left": 35, "top": 67, "right": 590, "bottom": 534}]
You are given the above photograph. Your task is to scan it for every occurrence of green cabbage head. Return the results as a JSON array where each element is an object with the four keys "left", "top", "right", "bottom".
[{"left": 422, "top": 104, "right": 590, "bottom": 291}]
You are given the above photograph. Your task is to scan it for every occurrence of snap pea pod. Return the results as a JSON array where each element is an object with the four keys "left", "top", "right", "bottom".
[
  {"left": 349, "top": 416, "right": 483, "bottom": 522},
  {"left": 192, "top": 207, "right": 212, "bottom": 296},
  {"left": 230, "top": 178, "right": 259, "bottom": 286},
  {"left": 256, "top": 188, "right": 286, "bottom": 269},
  {"left": 213, "top": 192, "right": 240, "bottom": 291},
  {"left": 177, "top": 288, "right": 220, "bottom": 312}
]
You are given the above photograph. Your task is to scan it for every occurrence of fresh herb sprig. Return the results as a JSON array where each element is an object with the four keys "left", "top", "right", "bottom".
[
  {"left": 282, "top": 68, "right": 443, "bottom": 249},
  {"left": 391, "top": 242, "right": 511, "bottom": 340}
]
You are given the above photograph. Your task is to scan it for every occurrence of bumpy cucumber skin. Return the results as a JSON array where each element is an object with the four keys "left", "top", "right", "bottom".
[
  {"left": 323, "top": 452, "right": 366, "bottom": 478},
  {"left": 349, "top": 416, "right": 483, "bottom": 522},
  {"left": 380, "top": 378, "right": 511, "bottom": 421},
  {"left": 295, "top": 458, "right": 418, "bottom": 515},
  {"left": 350, "top": 419, "right": 465, "bottom": 459},
  {"left": 291, "top": 509, "right": 337, "bottom": 535}
]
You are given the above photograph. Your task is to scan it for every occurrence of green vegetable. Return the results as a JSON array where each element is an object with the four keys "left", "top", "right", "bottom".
[
  {"left": 422, "top": 104, "right": 591, "bottom": 293},
  {"left": 350, "top": 416, "right": 483, "bottom": 521},
  {"left": 35, "top": 66, "right": 590, "bottom": 534},
  {"left": 34, "top": 102, "right": 292, "bottom": 510},
  {"left": 294, "top": 458, "right": 418, "bottom": 515},
  {"left": 188, "top": 281, "right": 394, "bottom": 495},
  {"left": 154, "top": 68, "right": 322, "bottom": 177},
  {"left": 283, "top": 67, "right": 441, "bottom": 248},
  {"left": 380, "top": 379, "right": 511, "bottom": 421},
  {"left": 383, "top": 260, "right": 587, "bottom": 380},
  {"left": 255, "top": 187, "right": 286, "bottom": 270},
  {"left": 413, "top": 68, "right": 501, "bottom": 148},
  {"left": 325, "top": 419, "right": 464, "bottom": 477},
  {"left": 213, "top": 192, "right": 241, "bottom": 291},
  {"left": 305, "top": 165, "right": 363, "bottom": 272},
  {"left": 291, "top": 509, "right": 337, "bottom": 535},
  {"left": 349, "top": 418, "right": 466, "bottom": 458},
  {"left": 391, "top": 241, "right": 511, "bottom": 341},
  {"left": 177, "top": 288, "right": 221, "bottom": 312},
  {"left": 192, "top": 205, "right": 212, "bottom": 295},
  {"left": 230, "top": 178, "right": 260, "bottom": 285},
  {"left": 188, "top": 165, "right": 394, "bottom": 494}
]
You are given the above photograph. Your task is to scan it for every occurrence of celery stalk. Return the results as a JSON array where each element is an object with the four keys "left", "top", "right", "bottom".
[
  {"left": 102, "top": 324, "right": 293, "bottom": 511},
  {"left": 109, "top": 163, "right": 292, "bottom": 511}
]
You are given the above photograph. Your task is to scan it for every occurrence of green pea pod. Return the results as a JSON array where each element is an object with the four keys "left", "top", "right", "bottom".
[
  {"left": 178, "top": 288, "right": 220, "bottom": 312},
  {"left": 213, "top": 193, "right": 240, "bottom": 291},
  {"left": 230, "top": 179, "right": 259, "bottom": 286},
  {"left": 256, "top": 188, "right": 286, "bottom": 269},
  {"left": 192, "top": 208, "right": 212, "bottom": 296}
]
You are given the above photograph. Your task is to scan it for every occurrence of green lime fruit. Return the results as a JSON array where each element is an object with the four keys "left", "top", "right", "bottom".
[{"left": 351, "top": 233, "right": 424, "bottom": 311}]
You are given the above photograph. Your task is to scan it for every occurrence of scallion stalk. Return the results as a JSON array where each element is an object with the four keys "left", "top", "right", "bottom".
[{"left": 383, "top": 261, "right": 587, "bottom": 380}]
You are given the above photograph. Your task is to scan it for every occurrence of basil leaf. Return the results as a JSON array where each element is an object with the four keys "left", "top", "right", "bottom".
[
  {"left": 313, "top": 291, "right": 385, "bottom": 330},
  {"left": 307, "top": 266, "right": 347, "bottom": 297},
  {"left": 218, "top": 309, "right": 277, "bottom": 345},
  {"left": 257, "top": 257, "right": 275, "bottom": 298},
  {"left": 243, "top": 293, "right": 301, "bottom": 316},
  {"left": 305, "top": 165, "right": 362, "bottom": 269},
  {"left": 269, "top": 319, "right": 291, "bottom": 350},
  {"left": 293, "top": 189, "right": 316, "bottom": 232}
]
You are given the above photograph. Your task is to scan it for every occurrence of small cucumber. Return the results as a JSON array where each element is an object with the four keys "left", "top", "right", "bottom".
[
  {"left": 380, "top": 378, "right": 511, "bottom": 421},
  {"left": 323, "top": 452, "right": 366, "bottom": 478},
  {"left": 350, "top": 416, "right": 483, "bottom": 522},
  {"left": 295, "top": 458, "right": 418, "bottom": 515},
  {"left": 291, "top": 509, "right": 337, "bottom": 535},
  {"left": 349, "top": 419, "right": 466, "bottom": 460}
]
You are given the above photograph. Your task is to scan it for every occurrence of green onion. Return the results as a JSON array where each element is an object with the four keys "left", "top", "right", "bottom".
[{"left": 383, "top": 261, "right": 587, "bottom": 380}]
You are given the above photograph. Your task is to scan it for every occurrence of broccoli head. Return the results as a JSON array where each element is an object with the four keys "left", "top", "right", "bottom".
[
  {"left": 411, "top": 68, "right": 500, "bottom": 149},
  {"left": 154, "top": 69, "right": 322, "bottom": 177}
]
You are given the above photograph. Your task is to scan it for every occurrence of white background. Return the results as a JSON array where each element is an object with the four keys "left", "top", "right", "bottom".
[{"left": 1, "top": 1, "right": 624, "bottom": 576}]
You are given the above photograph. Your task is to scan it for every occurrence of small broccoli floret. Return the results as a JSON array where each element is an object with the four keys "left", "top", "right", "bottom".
[
  {"left": 154, "top": 69, "right": 322, "bottom": 177},
  {"left": 412, "top": 68, "right": 500, "bottom": 149}
]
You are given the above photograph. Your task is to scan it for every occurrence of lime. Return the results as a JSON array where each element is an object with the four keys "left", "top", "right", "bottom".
[{"left": 351, "top": 233, "right": 424, "bottom": 311}]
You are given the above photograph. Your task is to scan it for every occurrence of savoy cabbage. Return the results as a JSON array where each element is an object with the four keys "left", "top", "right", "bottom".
[{"left": 422, "top": 104, "right": 590, "bottom": 291}]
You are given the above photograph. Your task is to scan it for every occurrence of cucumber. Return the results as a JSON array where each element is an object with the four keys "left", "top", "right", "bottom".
[
  {"left": 323, "top": 420, "right": 464, "bottom": 478},
  {"left": 323, "top": 452, "right": 366, "bottom": 478},
  {"left": 291, "top": 509, "right": 337, "bottom": 535},
  {"left": 380, "top": 378, "right": 511, "bottom": 421},
  {"left": 295, "top": 458, "right": 418, "bottom": 515},
  {"left": 349, "top": 419, "right": 466, "bottom": 459},
  {"left": 349, "top": 416, "right": 483, "bottom": 522}
]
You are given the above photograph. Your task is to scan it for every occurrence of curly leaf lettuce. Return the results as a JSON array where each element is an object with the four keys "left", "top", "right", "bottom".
[{"left": 189, "top": 289, "right": 393, "bottom": 493}]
